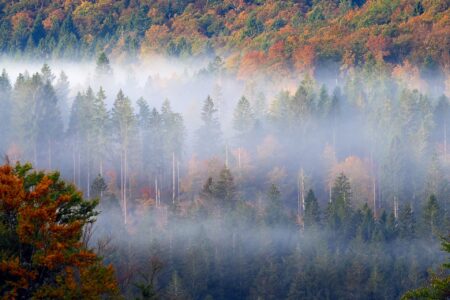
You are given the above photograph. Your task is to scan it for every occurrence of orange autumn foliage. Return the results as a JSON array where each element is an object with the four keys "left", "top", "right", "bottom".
[{"left": 0, "top": 163, "right": 121, "bottom": 299}]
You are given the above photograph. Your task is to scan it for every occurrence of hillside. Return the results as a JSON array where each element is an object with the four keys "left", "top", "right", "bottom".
[{"left": 0, "top": 0, "right": 448, "bottom": 77}]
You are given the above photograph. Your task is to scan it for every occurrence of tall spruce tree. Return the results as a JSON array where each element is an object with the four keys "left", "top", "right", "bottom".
[
  {"left": 304, "top": 189, "right": 320, "bottom": 228},
  {"left": 196, "top": 95, "right": 222, "bottom": 158},
  {"left": 111, "top": 90, "right": 135, "bottom": 224}
]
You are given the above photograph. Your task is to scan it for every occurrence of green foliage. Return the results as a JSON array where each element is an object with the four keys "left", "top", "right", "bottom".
[
  {"left": 304, "top": 189, "right": 320, "bottom": 228},
  {"left": 196, "top": 96, "right": 222, "bottom": 157},
  {"left": 233, "top": 96, "right": 254, "bottom": 134},
  {"left": 265, "top": 184, "right": 284, "bottom": 225},
  {"left": 244, "top": 14, "right": 265, "bottom": 38},
  {"left": 402, "top": 236, "right": 450, "bottom": 299}
]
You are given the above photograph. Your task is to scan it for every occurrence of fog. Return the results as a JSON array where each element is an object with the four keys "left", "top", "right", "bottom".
[{"left": 0, "top": 56, "right": 448, "bottom": 298}]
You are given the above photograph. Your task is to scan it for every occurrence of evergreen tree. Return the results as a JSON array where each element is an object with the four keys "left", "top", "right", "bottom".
[
  {"left": 137, "top": 97, "right": 153, "bottom": 180},
  {"left": 358, "top": 204, "right": 375, "bottom": 242},
  {"left": 96, "top": 52, "right": 112, "bottom": 77},
  {"left": 111, "top": 90, "right": 135, "bottom": 224},
  {"left": 196, "top": 95, "right": 222, "bottom": 158},
  {"left": 161, "top": 99, "right": 184, "bottom": 160},
  {"left": 397, "top": 204, "right": 416, "bottom": 239},
  {"left": 31, "top": 13, "right": 45, "bottom": 49},
  {"left": 92, "top": 87, "right": 109, "bottom": 176},
  {"left": 265, "top": 184, "right": 284, "bottom": 225},
  {"left": 402, "top": 236, "right": 450, "bottom": 299},
  {"left": 304, "top": 189, "right": 320, "bottom": 228},
  {"left": 91, "top": 174, "right": 107, "bottom": 200},
  {"left": 233, "top": 96, "right": 254, "bottom": 135},
  {"left": 54, "top": 71, "right": 70, "bottom": 129},
  {"left": 421, "top": 194, "right": 443, "bottom": 238},
  {"left": 326, "top": 173, "right": 353, "bottom": 239},
  {"left": 434, "top": 95, "right": 449, "bottom": 157},
  {"left": 40, "top": 63, "right": 55, "bottom": 83},
  {"left": 213, "top": 167, "right": 236, "bottom": 207},
  {"left": 34, "top": 74, "right": 63, "bottom": 169}
]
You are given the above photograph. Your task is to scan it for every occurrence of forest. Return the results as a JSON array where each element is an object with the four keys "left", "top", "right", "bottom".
[
  {"left": 0, "top": 51, "right": 448, "bottom": 298},
  {"left": 0, "top": 0, "right": 449, "bottom": 299},
  {"left": 0, "top": 0, "right": 448, "bottom": 78}
]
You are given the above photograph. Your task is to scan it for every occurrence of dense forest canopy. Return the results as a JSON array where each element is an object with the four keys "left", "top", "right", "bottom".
[
  {"left": 0, "top": 0, "right": 449, "bottom": 299},
  {"left": 0, "top": 0, "right": 448, "bottom": 79}
]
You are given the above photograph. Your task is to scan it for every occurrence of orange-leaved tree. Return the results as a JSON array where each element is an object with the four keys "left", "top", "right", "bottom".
[{"left": 0, "top": 163, "right": 121, "bottom": 299}]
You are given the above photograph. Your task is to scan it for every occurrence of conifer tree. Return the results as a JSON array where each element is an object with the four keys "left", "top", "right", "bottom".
[
  {"left": 111, "top": 90, "right": 135, "bottom": 224},
  {"left": 397, "top": 204, "right": 416, "bottom": 239},
  {"left": 196, "top": 95, "right": 222, "bottom": 157},
  {"left": 265, "top": 183, "right": 284, "bottom": 225},
  {"left": 233, "top": 96, "right": 254, "bottom": 135},
  {"left": 213, "top": 167, "right": 236, "bottom": 207},
  {"left": 421, "top": 195, "right": 443, "bottom": 238},
  {"left": 304, "top": 189, "right": 320, "bottom": 228}
]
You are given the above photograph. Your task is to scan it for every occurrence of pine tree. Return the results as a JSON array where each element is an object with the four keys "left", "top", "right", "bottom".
[
  {"left": 161, "top": 99, "right": 184, "bottom": 160},
  {"left": 397, "top": 204, "right": 416, "bottom": 239},
  {"left": 434, "top": 95, "right": 449, "bottom": 159},
  {"left": 233, "top": 96, "right": 254, "bottom": 134},
  {"left": 137, "top": 97, "right": 153, "bottom": 180},
  {"left": 96, "top": 52, "right": 112, "bottom": 76},
  {"left": 34, "top": 74, "right": 63, "bottom": 169},
  {"left": 213, "top": 167, "right": 236, "bottom": 207},
  {"left": 358, "top": 204, "right": 375, "bottom": 242},
  {"left": 265, "top": 183, "right": 284, "bottom": 225},
  {"left": 31, "top": 13, "right": 45, "bottom": 47},
  {"left": 421, "top": 195, "right": 443, "bottom": 238},
  {"left": 304, "top": 189, "right": 320, "bottom": 228},
  {"left": 92, "top": 87, "right": 109, "bottom": 176},
  {"left": 54, "top": 71, "right": 70, "bottom": 129},
  {"left": 91, "top": 174, "right": 107, "bottom": 200},
  {"left": 111, "top": 90, "right": 135, "bottom": 224},
  {"left": 196, "top": 95, "right": 222, "bottom": 158},
  {"left": 326, "top": 173, "right": 354, "bottom": 240}
]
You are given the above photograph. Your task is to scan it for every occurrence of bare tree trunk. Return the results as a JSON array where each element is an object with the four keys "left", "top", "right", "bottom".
[
  {"left": 120, "top": 148, "right": 124, "bottom": 223},
  {"left": 87, "top": 146, "right": 90, "bottom": 199},
  {"left": 329, "top": 185, "right": 332, "bottom": 203},
  {"left": 172, "top": 152, "right": 175, "bottom": 205},
  {"left": 370, "top": 149, "right": 376, "bottom": 217},
  {"left": 177, "top": 160, "right": 180, "bottom": 200},
  {"left": 297, "top": 171, "right": 300, "bottom": 217},
  {"left": 394, "top": 196, "right": 398, "bottom": 219},
  {"left": 373, "top": 176, "right": 376, "bottom": 217},
  {"left": 124, "top": 145, "right": 128, "bottom": 225}
]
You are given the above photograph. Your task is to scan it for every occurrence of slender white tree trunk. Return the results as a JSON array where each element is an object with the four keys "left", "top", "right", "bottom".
[{"left": 172, "top": 152, "right": 175, "bottom": 204}]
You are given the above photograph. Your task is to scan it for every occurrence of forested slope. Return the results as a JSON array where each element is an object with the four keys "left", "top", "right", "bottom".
[{"left": 0, "top": 0, "right": 448, "bottom": 77}]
